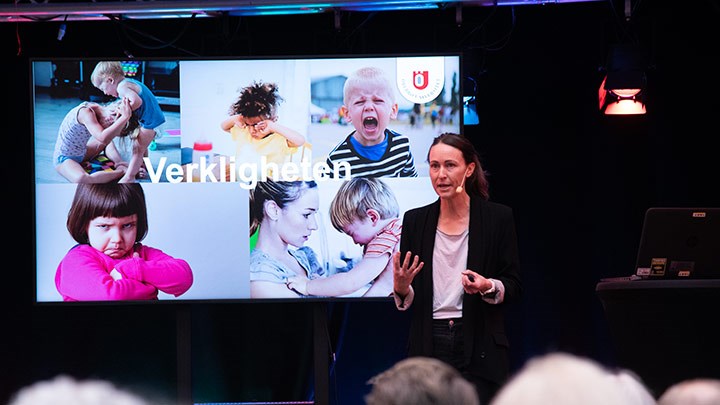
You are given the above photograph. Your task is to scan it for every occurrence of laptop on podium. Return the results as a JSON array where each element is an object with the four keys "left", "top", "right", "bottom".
[{"left": 635, "top": 207, "right": 720, "bottom": 280}]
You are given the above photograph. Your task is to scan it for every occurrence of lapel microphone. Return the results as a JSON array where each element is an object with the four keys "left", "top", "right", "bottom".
[{"left": 456, "top": 168, "right": 469, "bottom": 193}]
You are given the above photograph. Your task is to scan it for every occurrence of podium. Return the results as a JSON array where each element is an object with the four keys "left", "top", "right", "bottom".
[{"left": 596, "top": 278, "right": 720, "bottom": 396}]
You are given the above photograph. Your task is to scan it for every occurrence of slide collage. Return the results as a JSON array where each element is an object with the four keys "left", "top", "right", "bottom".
[{"left": 33, "top": 55, "right": 462, "bottom": 303}]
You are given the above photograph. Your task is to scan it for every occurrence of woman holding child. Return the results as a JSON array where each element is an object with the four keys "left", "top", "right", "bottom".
[
  {"left": 287, "top": 177, "right": 401, "bottom": 297},
  {"left": 248, "top": 180, "right": 327, "bottom": 298},
  {"left": 392, "top": 133, "right": 523, "bottom": 404}
]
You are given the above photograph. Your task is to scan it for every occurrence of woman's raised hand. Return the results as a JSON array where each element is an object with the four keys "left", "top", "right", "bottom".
[{"left": 393, "top": 251, "right": 423, "bottom": 297}]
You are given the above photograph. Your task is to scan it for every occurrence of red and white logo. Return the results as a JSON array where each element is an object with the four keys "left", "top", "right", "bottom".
[
  {"left": 397, "top": 57, "right": 445, "bottom": 104},
  {"left": 413, "top": 71, "right": 429, "bottom": 90}
]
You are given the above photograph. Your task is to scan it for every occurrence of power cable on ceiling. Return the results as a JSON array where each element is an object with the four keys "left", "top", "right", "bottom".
[{"left": 108, "top": 13, "right": 200, "bottom": 56}]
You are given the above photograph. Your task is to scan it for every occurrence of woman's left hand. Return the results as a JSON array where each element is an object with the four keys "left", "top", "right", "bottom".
[{"left": 461, "top": 270, "right": 492, "bottom": 295}]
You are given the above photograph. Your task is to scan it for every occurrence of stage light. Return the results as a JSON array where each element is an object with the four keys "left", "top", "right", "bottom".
[
  {"left": 57, "top": 15, "right": 68, "bottom": 41},
  {"left": 57, "top": 23, "right": 66, "bottom": 41},
  {"left": 598, "top": 44, "right": 648, "bottom": 115}
]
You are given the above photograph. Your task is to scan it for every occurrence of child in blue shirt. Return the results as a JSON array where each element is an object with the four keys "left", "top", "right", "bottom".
[{"left": 91, "top": 61, "right": 166, "bottom": 183}]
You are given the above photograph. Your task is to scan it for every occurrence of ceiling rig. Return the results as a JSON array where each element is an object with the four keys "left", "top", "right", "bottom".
[{"left": 1, "top": 0, "right": 603, "bottom": 23}]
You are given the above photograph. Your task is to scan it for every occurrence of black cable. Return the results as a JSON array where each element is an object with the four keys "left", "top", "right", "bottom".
[
  {"left": 115, "top": 13, "right": 195, "bottom": 50},
  {"left": 327, "top": 302, "right": 350, "bottom": 404},
  {"left": 461, "top": 5, "right": 514, "bottom": 53},
  {"left": 342, "top": 12, "right": 377, "bottom": 52},
  {"left": 108, "top": 14, "right": 200, "bottom": 56},
  {"left": 455, "top": 1, "right": 498, "bottom": 49},
  {"left": 325, "top": 308, "right": 339, "bottom": 405},
  {"left": 16, "top": 14, "right": 62, "bottom": 22},
  {"left": 606, "top": 0, "right": 640, "bottom": 45},
  {"left": 631, "top": 0, "right": 644, "bottom": 17},
  {"left": 221, "top": 14, "right": 246, "bottom": 54},
  {"left": 478, "top": 6, "right": 515, "bottom": 52}
]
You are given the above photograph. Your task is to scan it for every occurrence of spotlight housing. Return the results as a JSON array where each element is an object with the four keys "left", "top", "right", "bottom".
[{"left": 598, "top": 44, "right": 648, "bottom": 115}]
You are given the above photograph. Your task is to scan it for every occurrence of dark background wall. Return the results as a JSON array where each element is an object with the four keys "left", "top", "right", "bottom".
[{"left": 3, "top": 1, "right": 719, "bottom": 404}]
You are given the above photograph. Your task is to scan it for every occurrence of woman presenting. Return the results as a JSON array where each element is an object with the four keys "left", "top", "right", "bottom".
[{"left": 392, "top": 133, "right": 522, "bottom": 404}]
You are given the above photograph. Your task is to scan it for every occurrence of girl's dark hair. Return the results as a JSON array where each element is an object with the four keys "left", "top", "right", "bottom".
[
  {"left": 249, "top": 180, "right": 318, "bottom": 236},
  {"left": 428, "top": 132, "right": 490, "bottom": 200},
  {"left": 66, "top": 184, "right": 149, "bottom": 244},
  {"left": 229, "top": 81, "right": 283, "bottom": 119}
]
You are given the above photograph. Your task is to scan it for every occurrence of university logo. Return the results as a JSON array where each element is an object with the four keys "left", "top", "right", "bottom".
[
  {"left": 413, "top": 71, "right": 429, "bottom": 90},
  {"left": 397, "top": 57, "right": 445, "bottom": 104}
]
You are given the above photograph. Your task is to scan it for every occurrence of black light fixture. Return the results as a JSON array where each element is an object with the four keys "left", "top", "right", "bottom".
[{"left": 598, "top": 44, "right": 648, "bottom": 115}]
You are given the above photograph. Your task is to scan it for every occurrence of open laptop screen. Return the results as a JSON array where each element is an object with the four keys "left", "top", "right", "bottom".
[{"left": 635, "top": 207, "right": 720, "bottom": 279}]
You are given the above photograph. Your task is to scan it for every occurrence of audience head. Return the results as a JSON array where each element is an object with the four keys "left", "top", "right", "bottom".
[
  {"left": 611, "top": 369, "right": 658, "bottom": 405},
  {"left": 490, "top": 352, "right": 655, "bottom": 405},
  {"left": 658, "top": 378, "right": 720, "bottom": 405},
  {"left": 365, "top": 356, "right": 480, "bottom": 405},
  {"left": 8, "top": 375, "right": 150, "bottom": 405}
]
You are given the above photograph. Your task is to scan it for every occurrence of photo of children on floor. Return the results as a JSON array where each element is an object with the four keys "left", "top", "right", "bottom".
[
  {"left": 32, "top": 59, "right": 182, "bottom": 184},
  {"left": 248, "top": 177, "right": 437, "bottom": 299}
]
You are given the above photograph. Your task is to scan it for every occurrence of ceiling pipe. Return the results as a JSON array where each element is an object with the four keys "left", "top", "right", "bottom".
[{"left": 0, "top": 0, "right": 604, "bottom": 23}]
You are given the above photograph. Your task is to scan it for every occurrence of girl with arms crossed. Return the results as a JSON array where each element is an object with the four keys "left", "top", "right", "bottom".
[{"left": 55, "top": 183, "right": 193, "bottom": 301}]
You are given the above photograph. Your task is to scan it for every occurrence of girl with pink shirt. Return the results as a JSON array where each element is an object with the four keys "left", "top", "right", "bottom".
[{"left": 55, "top": 183, "right": 193, "bottom": 301}]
